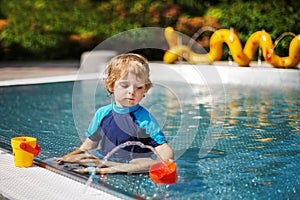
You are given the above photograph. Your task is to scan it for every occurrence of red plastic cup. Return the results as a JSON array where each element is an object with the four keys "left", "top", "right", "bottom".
[{"left": 149, "top": 160, "right": 177, "bottom": 184}]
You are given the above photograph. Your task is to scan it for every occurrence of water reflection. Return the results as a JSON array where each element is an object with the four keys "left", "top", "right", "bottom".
[
  {"left": 191, "top": 85, "right": 300, "bottom": 199},
  {"left": 0, "top": 82, "right": 299, "bottom": 199}
]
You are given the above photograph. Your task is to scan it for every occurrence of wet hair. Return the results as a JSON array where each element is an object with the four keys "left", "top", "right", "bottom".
[{"left": 104, "top": 53, "right": 152, "bottom": 94}]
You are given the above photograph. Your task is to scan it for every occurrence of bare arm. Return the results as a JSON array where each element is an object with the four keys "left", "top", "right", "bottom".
[
  {"left": 154, "top": 143, "right": 174, "bottom": 161},
  {"left": 74, "top": 157, "right": 157, "bottom": 174},
  {"left": 75, "top": 143, "right": 175, "bottom": 174},
  {"left": 56, "top": 138, "right": 98, "bottom": 163}
]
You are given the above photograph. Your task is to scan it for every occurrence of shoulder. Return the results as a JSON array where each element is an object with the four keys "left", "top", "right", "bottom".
[
  {"left": 95, "top": 104, "right": 113, "bottom": 118},
  {"left": 92, "top": 104, "right": 113, "bottom": 125},
  {"left": 134, "top": 105, "right": 167, "bottom": 144},
  {"left": 86, "top": 104, "right": 113, "bottom": 137},
  {"left": 132, "top": 105, "right": 152, "bottom": 121},
  {"left": 133, "top": 105, "right": 159, "bottom": 128}
]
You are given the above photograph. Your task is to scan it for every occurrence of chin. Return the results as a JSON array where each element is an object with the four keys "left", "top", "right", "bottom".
[
  {"left": 127, "top": 102, "right": 137, "bottom": 107},
  {"left": 119, "top": 101, "right": 136, "bottom": 107},
  {"left": 127, "top": 101, "right": 138, "bottom": 106}
]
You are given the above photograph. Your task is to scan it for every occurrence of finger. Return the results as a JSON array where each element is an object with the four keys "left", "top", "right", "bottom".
[
  {"left": 77, "top": 158, "right": 101, "bottom": 166},
  {"left": 61, "top": 154, "right": 96, "bottom": 163},
  {"left": 73, "top": 167, "right": 95, "bottom": 173}
]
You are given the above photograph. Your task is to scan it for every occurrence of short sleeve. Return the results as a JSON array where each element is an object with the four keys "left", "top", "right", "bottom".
[
  {"left": 85, "top": 104, "right": 113, "bottom": 138},
  {"left": 133, "top": 107, "right": 167, "bottom": 145}
]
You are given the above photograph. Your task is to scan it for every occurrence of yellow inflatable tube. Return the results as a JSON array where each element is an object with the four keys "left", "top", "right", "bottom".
[{"left": 163, "top": 27, "right": 300, "bottom": 68}]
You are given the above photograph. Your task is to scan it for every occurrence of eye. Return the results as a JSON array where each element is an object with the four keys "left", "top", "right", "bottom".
[
  {"left": 136, "top": 85, "right": 145, "bottom": 90},
  {"left": 119, "top": 82, "right": 129, "bottom": 88}
]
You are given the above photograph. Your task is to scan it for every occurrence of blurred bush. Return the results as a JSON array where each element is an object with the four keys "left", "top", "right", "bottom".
[
  {"left": 206, "top": 0, "right": 300, "bottom": 59},
  {"left": 0, "top": 0, "right": 298, "bottom": 61}
]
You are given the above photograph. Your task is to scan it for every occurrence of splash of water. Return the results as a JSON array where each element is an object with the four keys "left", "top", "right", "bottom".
[
  {"left": 274, "top": 32, "right": 296, "bottom": 47},
  {"left": 187, "top": 26, "right": 217, "bottom": 48},
  {"left": 83, "top": 141, "right": 165, "bottom": 193}
]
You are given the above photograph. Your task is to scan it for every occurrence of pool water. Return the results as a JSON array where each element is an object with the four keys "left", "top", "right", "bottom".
[{"left": 0, "top": 81, "right": 299, "bottom": 199}]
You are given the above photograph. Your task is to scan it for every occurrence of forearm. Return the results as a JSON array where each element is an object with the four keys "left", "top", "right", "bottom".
[
  {"left": 97, "top": 143, "right": 175, "bottom": 174},
  {"left": 63, "top": 148, "right": 84, "bottom": 158},
  {"left": 56, "top": 138, "right": 97, "bottom": 162},
  {"left": 74, "top": 158, "right": 157, "bottom": 174},
  {"left": 155, "top": 143, "right": 174, "bottom": 161},
  {"left": 96, "top": 158, "right": 157, "bottom": 174}
]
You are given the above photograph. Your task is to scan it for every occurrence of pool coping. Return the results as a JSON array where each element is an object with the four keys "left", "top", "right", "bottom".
[
  {"left": 0, "top": 147, "right": 137, "bottom": 200},
  {"left": 0, "top": 61, "right": 298, "bottom": 88}
]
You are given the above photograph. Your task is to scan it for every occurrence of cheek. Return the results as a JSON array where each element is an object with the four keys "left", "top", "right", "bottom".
[
  {"left": 113, "top": 85, "right": 123, "bottom": 93},
  {"left": 113, "top": 83, "right": 117, "bottom": 91},
  {"left": 136, "top": 89, "right": 146, "bottom": 97}
]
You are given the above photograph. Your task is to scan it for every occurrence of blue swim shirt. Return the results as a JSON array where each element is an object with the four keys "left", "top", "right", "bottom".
[{"left": 85, "top": 103, "right": 167, "bottom": 161}]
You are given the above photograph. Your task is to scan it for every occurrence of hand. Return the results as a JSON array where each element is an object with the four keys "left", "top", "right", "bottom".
[
  {"left": 74, "top": 158, "right": 157, "bottom": 174},
  {"left": 55, "top": 154, "right": 101, "bottom": 166},
  {"left": 74, "top": 167, "right": 116, "bottom": 174}
]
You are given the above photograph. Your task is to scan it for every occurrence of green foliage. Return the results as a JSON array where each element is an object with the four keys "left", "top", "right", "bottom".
[
  {"left": 206, "top": 0, "right": 300, "bottom": 56},
  {"left": 94, "top": 0, "right": 180, "bottom": 36},
  {"left": 0, "top": 0, "right": 181, "bottom": 60},
  {"left": 0, "top": 0, "right": 298, "bottom": 60},
  {"left": 0, "top": 0, "right": 101, "bottom": 59}
]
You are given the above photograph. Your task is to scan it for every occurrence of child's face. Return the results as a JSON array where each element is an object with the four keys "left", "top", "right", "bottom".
[{"left": 113, "top": 72, "right": 146, "bottom": 107}]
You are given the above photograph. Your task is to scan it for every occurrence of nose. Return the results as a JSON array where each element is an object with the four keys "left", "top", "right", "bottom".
[{"left": 128, "top": 85, "right": 135, "bottom": 94}]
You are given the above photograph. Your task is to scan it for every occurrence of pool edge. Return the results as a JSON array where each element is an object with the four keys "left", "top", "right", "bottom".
[{"left": 0, "top": 147, "right": 141, "bottom": 200}]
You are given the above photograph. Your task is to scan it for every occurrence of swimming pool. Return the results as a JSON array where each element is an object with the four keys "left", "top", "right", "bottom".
[{"left": 1, "top": 78, "right": 299, "bottom": 199}]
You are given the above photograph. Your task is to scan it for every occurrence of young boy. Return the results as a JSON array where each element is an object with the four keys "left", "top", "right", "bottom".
[{"left": 57, "top": 53, "right": 174, "bottom": 174}]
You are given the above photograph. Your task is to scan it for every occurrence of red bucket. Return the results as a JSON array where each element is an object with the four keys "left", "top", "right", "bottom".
[{"left": 149, "top": 160, "right": 177, "bottom": 184}]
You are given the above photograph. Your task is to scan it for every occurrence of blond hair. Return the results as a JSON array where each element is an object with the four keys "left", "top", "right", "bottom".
[{"left": 104, "top": 53, "right": 152, "bottom": 94}]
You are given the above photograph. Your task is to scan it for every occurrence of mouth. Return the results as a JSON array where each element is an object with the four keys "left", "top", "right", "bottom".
[{"left": 126, "top": 98, "right": 135, "bottom": 101}]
